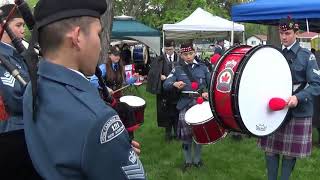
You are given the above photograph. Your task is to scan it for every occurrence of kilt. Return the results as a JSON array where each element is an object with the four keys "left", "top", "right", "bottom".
[
  {"left": 177, "top": 102, "right": 195, "bottom": 141},
  {"left": 258, "top": 117, "right": 312, "bottom": 158}
]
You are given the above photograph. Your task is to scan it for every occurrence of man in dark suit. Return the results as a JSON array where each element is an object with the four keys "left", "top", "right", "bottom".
[
  {"left": 214, "top": 39, "right": 225, "bottom": 56},
  {"left": 147, "top": 40, "right": 179, "bottom": 141}
]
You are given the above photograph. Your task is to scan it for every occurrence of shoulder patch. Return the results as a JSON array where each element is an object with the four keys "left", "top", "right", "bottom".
[
  {"left": 309, "top": 54, "right": 316, "bottom": 61},
  {"left": 100, "top": 115, "right": 125, "bottom": 144}
]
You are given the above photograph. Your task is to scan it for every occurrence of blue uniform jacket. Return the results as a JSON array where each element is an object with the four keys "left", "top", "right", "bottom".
[
  {"left": 163, "top": 61, "right": 211, "bottom": 110},
  {"left": 23, "top": 60, "right": 146, "bottom": 180},
  {"left": 90, "top": 63, "right": 136, "bottom": 89},
  {"left": 289, "top": 41, "right": 320, "bottom": 117},
  {"left": 0, "top": 42, "right": 29, "bottom": 133}
]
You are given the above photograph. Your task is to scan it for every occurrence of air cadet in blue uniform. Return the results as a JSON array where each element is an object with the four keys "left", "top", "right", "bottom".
[
  {"left": 259, "top": 17, "right": 320, "bottom": 180},
  {"left": 0, "top": 4, "right": 28, "bottom": 132},
  {"left": 23, "top": 0, "right": 146, "bottom": 179},
  {"left": 163, "top": 42, "right": 210, "bottom": 172},
  {"left": 0, "top": 4, "right": 41, "bottom": 179}
]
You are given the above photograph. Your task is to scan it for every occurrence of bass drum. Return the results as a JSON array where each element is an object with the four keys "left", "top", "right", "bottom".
[{"left": 209, "top": 45, "right": 292, "bottom": 136}]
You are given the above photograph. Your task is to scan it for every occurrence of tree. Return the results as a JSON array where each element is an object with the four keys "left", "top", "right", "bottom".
[{"left": 100, "top": 0, "right": 114, "bottom": 64}]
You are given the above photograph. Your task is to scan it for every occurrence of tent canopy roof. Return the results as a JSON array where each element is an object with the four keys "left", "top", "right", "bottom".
[
  {"left": 111, "top": 16, "right": 161, "bottom": 55},
  {"left": 163, "top": 8, "right": 244, "bottom": 39},
  {"left": 231, "top": 0, "right": 320, "bottom": 32},
  {"left": 112, "top": 17, "right": 160, "bottom": 37}
]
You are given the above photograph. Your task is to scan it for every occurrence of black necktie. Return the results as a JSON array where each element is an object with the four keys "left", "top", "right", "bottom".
[
  {"left": 282, "top": 48, "right": 293, "bottom": 64},
  {"left": 169, "top": 56, "right": 172, "bottom": 62}
]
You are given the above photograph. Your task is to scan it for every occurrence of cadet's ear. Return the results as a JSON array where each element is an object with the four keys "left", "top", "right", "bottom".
[{"left": 67, "top": 26, "right": 81, "bottom": 50}]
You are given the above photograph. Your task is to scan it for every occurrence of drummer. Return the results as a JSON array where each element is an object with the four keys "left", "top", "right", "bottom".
[
  {"left": 90, "top": 46, "right": 141, "bottom": 139},
  {"left": 163, "top": 42, "right": 210, "bottom": 172},
  {"left": 258, "top": 17, "right": 320, "bottom": 180}
]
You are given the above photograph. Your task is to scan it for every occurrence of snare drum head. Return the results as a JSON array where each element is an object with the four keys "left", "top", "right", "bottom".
[
  {"left": 236, "top": 46, "right": 292, "bottom": 136},
  {"left": 185, "top": 102, "right": 213, "bottom": 124},
  {"left": 119, "top": 96, "right": 145, "bottom": 107}
]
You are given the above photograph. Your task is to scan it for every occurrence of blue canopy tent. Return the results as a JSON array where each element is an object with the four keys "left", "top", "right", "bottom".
[
  {"left": 112, "top": 16, "right": 161, "bottom": 55},
  {"left": 231, "top": 0, "right": 320, "bottom": 32}
]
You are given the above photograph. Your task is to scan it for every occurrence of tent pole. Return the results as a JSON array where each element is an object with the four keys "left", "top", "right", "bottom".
[
  {"left": 242, "top": 31, "right": 245, "bottom": 45},
  {"left": 231, "top": 22, "right": 235, "bottom": 46},
  {"left": 162, "top": 31, "right": 165, "bottom": 54}
]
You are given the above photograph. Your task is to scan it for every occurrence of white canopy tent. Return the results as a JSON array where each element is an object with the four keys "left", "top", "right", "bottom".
[{"left": 163, "top": 8, "right": 245, "bottom": 44}]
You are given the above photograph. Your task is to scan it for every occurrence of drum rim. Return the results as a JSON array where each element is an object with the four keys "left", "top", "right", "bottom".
[
  {"left": 209, "top": 45, "right": 251, "bottom": 129},
  {"left": 119, "top": 95, "right": 146, "bottom": 107},
  {"left": 193, "top": 131, "right": 228, "bottom": 145},
  {"left": 185, "top": 102, "right": 214, "bottom": 125},
  {"left": 232, "top": 45, "right": 293, "bottom": 137}
]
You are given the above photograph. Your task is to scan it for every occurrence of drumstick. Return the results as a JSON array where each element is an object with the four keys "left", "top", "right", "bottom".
[
  {"left": 113, "top": 84, "right": 131, "bottom": 93},
  {"left": 113, "top": 81, "right": 144, "bottom": 94},
  {"left": 269, "top": 97, "right": 287, "bottom": 111}
]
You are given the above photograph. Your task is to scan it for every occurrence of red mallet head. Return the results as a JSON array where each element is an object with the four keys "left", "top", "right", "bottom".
[
  {"left": 210, "top": 54, "right": 221, "bottom": 65},
  {"left": 191, "top": 82, "right": 199, "bottom": 90},
  {"left": 269, "top": 97, "right": 287, "bottom": 111},
  {"left": 196, "top": 97, "right": 204, "bottom": 104}
]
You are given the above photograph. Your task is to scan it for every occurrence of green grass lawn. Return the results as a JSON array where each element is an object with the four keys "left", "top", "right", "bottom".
[{"left": 129, "top": 85, "right": 320, "bottom": 180}]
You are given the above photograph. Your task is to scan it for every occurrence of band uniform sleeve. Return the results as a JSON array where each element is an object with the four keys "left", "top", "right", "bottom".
[
  {"left": 163, "top": 67, "right": 177, "bottom": 90},
  {"left": 0, "top": 68, "right": 24, "bottom": 114},
  {"left": 125, "top": 76, "right": 137, "bottom": 85},
  {"left": 82, "top": 114, "right": 146, "bottom": 180},
  {"left": 89, "top": 64, "right": 107, "bottom": 88},
  {"left": 295, "top": 53, "right": 320, "bottom": 103}
]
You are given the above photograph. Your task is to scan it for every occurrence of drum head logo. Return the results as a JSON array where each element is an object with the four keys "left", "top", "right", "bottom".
[{"left": 216, "top": 60, "right": 237, "bottom": 93}]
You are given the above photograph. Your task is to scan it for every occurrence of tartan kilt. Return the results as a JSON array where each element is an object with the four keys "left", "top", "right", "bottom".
[
  {"left": 177, "top": 103, "right": 195, "bottom": 141},
  {"left": 258, "top": 117, "right": 312, "bottom": 158}
]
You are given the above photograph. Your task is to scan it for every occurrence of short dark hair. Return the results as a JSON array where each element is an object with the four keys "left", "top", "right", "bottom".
[
  {"left": 164, "top": 40, "right": 175, "bottom": 47},
  {"left": 39, "top": 16, "right": 95, "bottom": 55}
]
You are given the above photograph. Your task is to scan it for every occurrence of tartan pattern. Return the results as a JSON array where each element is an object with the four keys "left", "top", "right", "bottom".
[
  {"left": 177, "top": 104, "right": 195, "bottom": 141},
  {"left": 258, "top": 117, "right": 312, "bottom": 158}
]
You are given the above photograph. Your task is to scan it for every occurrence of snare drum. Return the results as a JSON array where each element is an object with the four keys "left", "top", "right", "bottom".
[
  {"left": 185, "top": 102, "right": 227, "bottom": 144},
  {"left": 119, "top": 95, "right": 146, "bottom": 124},
  {"left": 209, "top": 45, "right": 292, "bottom": 136}
]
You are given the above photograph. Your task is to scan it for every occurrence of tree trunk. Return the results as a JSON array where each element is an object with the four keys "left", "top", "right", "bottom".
[
  {"left": 267, "top": 25, "right": 281, "bottom": 48},
  {"left": 99, "top": 0, "right": 114, "bottom": 64}
]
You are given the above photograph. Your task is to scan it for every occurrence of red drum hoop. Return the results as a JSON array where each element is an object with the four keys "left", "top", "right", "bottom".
[
  {"left": 209, "top": 45, "right": 292, "bottom": 136},
  {"left": 120, "top": 95, "right": 146, "bottom": 125}
]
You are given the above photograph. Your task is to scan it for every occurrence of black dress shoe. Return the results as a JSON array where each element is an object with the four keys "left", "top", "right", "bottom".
[
  {"left": 193, "top": 161, "right": 203, "bottom": 168},
  {"left": 181, "top": 162, "right": 192, "bottom": 172}
]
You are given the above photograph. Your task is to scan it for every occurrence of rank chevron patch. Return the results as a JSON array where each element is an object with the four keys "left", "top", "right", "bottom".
[
  {"left": 1, "top": 75, "right": 15, "bottom": 87},
  {"left": 122, "top": 151, "right": 145, "bottom": 179},
  {"left": 313, "top": 69, "right": 320, "bottom": 76}
]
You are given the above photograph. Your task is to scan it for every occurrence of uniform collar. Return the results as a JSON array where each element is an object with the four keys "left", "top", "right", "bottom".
[
  {"left": 0, "top": 42, "right": 16, "bottom": 55},
  {"left": 282, "top": 40, "right": 299, "bottom": 54},
  {"left": 38, "top": 60, "right": 94, "bottom": 92}
]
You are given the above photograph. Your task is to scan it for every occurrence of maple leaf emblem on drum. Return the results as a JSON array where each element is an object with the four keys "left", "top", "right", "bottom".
[
  {"left": 221, "top": 73, "right": 230, "bottom": 83},
  {"left": 216, "top": 60, "right": 236, "bottom": 93}
]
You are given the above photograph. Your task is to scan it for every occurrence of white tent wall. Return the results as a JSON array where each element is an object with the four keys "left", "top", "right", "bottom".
[
  {"left": 127, "top": 36, "right": 161, "bottom": 55},
  {"left": 163, "top": 8, "right": 245, "bottom": 42}
]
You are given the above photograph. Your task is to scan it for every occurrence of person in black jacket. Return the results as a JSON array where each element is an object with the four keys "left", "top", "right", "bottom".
[{"left": 147, "top": 40, "right": 180, "bottom": 141}]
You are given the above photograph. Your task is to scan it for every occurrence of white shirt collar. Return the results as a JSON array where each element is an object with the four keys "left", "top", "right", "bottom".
[
  {"left": 282, "top": 40, "right": 297, "bottom": 50},
  {"left": 68, "top": 68, "right": 89, "bottom": 81},
  {"left": 184, "top": 59, "right": 198, "bottom": 65},
  {"left": 166, "top": 54, "right": 174, "bottom": 60}
]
